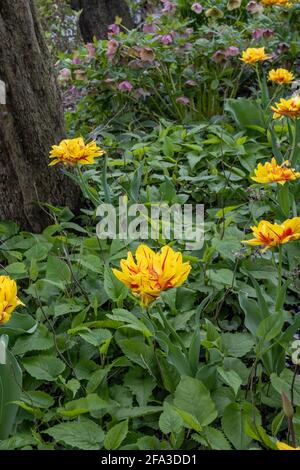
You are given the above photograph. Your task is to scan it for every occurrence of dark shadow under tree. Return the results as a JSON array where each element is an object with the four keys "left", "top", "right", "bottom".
[
  {"left": 0, "top": 0, "right": 79, "bottom": 232},
  {"left": 70, "top": 0, "right": 134, "bottom": 42}
]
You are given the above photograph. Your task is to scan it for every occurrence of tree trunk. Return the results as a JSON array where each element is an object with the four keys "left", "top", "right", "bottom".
[
  {"left": 71, "top": 0, "right": 134, "bottom": 42},
  {"left": 0, "top": 0, "right": 79, "bottom": 232}
]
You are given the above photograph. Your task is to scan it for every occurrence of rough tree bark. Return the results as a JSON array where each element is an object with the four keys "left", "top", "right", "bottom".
[
  {"left": 0, "top": 0, "right": 79, "bottom": 232},
  {"left": 70, "top": 0, "right": 134, "bottom": 42}
]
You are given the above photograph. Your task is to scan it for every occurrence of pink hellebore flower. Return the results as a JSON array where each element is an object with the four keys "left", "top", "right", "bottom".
[
  {"left": 108, "top": 23, "right": 120, "bottom": 36},
  {"left": 277, "top": 42, "right": 289, "bottom": 54},
  {"left": 176, "top": 96, "right": 190, "bottom": 105},
  {"left": 212, "top": 50, "right": 226, "bottom": 63},
  {"left": 74, "top": 70, "right": 87, "bottom": 81},
  {"left": 118, "top": 81, "right": 133, "bottom": 92},
  {"left": 139, "top": 47, "right": 155, "bottom": 62},
  {"left": 246, "top": 1, "right": 264, "bottom": 13},
  {"left": 185, "top": 79, "right": 197, "bottom": 86},
  {"left": 72, "top": 56, "right": 81, "bottom": 65},
  {"left": 252, "top": 28, "right": 274, "bottom": 40},
  {"left": 143, "top": 23, "right": 156, "bottom": 33},
  {"left": 160, "top": 34, "right": 173, "bottom": 45},
  {"left": 107, "top": 39, "right": 119, "bottom": 60},
  {"left": 191, "top": 3, "right": 203, "bottom": 14},
  {"left": 162, "top": 0, "right": 176, "bottom": 12},
  {"left": 185, "top": 28, "right": 194, "bottom": 36},
  {"left": 86, "top": 43, "right": 96, "bottom": 59},
  {"left": 58, "top": 68, "right": 72, "bottom": 83},
  {"left": 224, "top": 46, "right": 240, "bottom": 57},
  {"left": 135, "top": 88, "right": 151, "bottom": 99}
]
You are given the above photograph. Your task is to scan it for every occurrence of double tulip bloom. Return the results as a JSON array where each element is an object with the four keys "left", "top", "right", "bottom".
[
  {"left": 240, "top": 47, "right": 271, "bottom": 65},
  {"left": 251, "top": 158, "right": 300, "bottom": 185},
  {"left": 113, "top": 244, "right": 191, "bottom": 306},
  {"left": 49, "top": 137, "right": 105, "bottom": 166},
  {"left": 271, "top": 96, "right": 300, "bottom": 119},
  {"left": 262, "top": 0, "right": 291, "bottom": 5},
  {"left": 242, "top": 217, "right": 300, "bottom": 250},
  {"left": 277, "top": 441, "right": 300, "bottom": 450},
  {"left": 0, "top": 275, "right": 24, "bottom": 325},
  {"left": 268, "top": 68, "right": 294, "bottom": 85}
]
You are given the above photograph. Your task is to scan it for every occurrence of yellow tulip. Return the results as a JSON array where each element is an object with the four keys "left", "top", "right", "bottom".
[
  {"left": 268, "top": 68, "right": 294, "bottom": 85},
  {"left": 277, "top": 441, "right": 300, "bottom": 450},
  {"left": 113, "top": 244, "right": 191, "bottom": 306},
  {"left": 0, "top": 276, "right": 24, "bottom": 325},
  {"left": 251, "top": 158, "right": 300, "bottom": 185},
  {"left": 271, "top": 96, "right": 300, "bottom": 119},
  {"left": 262, "top": 0, "right": 291, "bottom": 6},
  {"left": 240, "top": 47, "right": 271, "bottom": 65},
  {"left": 49, "top": 137, "right": 105, "bottom": 166},
  {"left": 242, "top": 217, "right": 300, "bottom": 250}
]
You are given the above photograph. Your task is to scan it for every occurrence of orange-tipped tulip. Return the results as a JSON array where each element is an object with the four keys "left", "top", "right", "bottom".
[
  {"left": 271, "top": 96, "right": 300, "bottom": 119},
  {"left": 113, "top": 244, "right": 191, "bottom": 306},
  {"left": 251, "top": 158, "right": 300, "bottom": 185},
  {"left": 0, "top": 276, "right": 24, "bottom": 325},
  {"left": 242, "top": 217, "right": 300, "bottom": 250}
]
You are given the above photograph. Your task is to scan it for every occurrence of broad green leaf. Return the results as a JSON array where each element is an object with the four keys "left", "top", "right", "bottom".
[
  {"left": 217, "top": 367, "right": 242, "bottom": 396},
  {"left": 104, "top": 266, "right": 128, "bottom": 302},
  {"left": 221, "top": 332, "right": 254, "bottom": 358},
  {"left": 22, "top": 355, "right": 65, "bottom": 381},
  {"left": 44, "top": 419, "right": 104, "bottom": 450},
  {"left": 204, "top": 426, "right": 231, "bottom": 450},
  {"left": 104, "top": 420, "right": 128, "bottom": 450},
  {"left": 174, "top": 376, "right": 217, "bottom": 426},
  {"left": 159, "top": 402, "right": 183, "bottom": 435}
]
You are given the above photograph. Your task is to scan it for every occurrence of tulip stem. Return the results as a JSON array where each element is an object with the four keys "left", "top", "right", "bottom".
[
  {"left": 277, "top": 245, "right": 283, "bottom": 293},
  {"left": 291, "top": 119, "right": 299, "bottom": 167},
  {"left": 157, "top": 304, "right": 187, "bottom": 354},
  {"left": 75, "top": 166, "right": 99, "bottom": 206}
]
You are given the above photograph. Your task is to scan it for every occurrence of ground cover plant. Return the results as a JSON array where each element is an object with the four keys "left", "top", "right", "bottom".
[{"left": 1, "top": 0, "right": 300, "bottom": 451}]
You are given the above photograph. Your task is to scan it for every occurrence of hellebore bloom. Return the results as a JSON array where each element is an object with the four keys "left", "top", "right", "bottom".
[
  {"left": 86, "top": 43, "right": 96, "bottom": 59},
  {"left": 246, "top": 1, "right": 264, "bottom": 13},
  {"left": 191, "top": 3, "right": 203, "bottom": 13},
  {"left": 212, "top": 50, "right": 226, "bottom": 63},
  {"left": 224, "top": 46, "right": 240, "bottom": 57},
  {"left": 176, "top": 96, "right": 190, "bottom": 105},
  {"left": 143, "top": 23, "right": 156, "bottom": 33},
  {"left": 58, "top": 68, "right": 72, "bottom": 83},
  {"left": 108, "top": 23, "right": 120, "bottom": 36},
  {"left": 159, "top": 34, "right": 173, "bottom": 45},
  {"left": 106, "top": 39, "right": 119, "bottom": 62},
  {"left": 118, "top": 80, "right": 133, "bottom": 92},
  {"left": 162, "top": 0, "right": 176, "bottom": 12},
  {"left": 227, "top": 0, "right": 242, "bottom": 10},
  {"left": 252, "top": 28, "right": 274, "bottom": 39},
  {"left": 185, "top": 79, "right": 198, "bottom": 86},
  {"left": 139, "top": 47, "right": 155, "bottom": 62}
]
